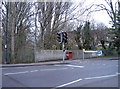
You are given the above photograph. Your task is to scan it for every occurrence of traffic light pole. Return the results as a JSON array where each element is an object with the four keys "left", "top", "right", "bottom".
[
  {"left": 62, "top": 42, "right": 65, "bottom": 62},
  {"left": 61, "top": 32, "right": 65, "bottom": 62},
  {"left": 57, "top": 31, "right": 68, "bottom": 62}
]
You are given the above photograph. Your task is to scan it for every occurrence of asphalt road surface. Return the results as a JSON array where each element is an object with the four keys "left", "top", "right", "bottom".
[{"left": 2, "top": 59, "right": 120, "bottom": 88}]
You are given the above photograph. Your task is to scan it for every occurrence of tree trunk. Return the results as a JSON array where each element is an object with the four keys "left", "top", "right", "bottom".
[
  {"left": 0, "top": 1, "right": 2, "bottom": 64},
  {"left": 11, "top": 18, "right": 15, "bottom": 63}
]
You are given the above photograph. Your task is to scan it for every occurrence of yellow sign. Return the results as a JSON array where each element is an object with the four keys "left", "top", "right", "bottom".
[{"left": 83, "top": 49, "right": 85, "bottom": 52}]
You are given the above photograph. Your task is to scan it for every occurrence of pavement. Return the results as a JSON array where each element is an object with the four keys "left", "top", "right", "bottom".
[{"left": 1, "top": 56, "right": 119, "bottom": 67}]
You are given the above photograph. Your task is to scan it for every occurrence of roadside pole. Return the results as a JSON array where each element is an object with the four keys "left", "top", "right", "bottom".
[
  {"left": 60, "top": 32, "right": 65, "bottom": 62},
  {"left": 62, "top": 42, "right": 65, "bottom": 62},
  {"left": 83, "top": 49, "right": 85, "bottom": 60},
  {"left": 83, "top": 51, "right": 84, "bottom": 60}
]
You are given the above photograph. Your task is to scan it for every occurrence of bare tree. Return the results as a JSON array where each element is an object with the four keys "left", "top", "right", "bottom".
[
  {"left": 93, "top": 23, "right": 108, "bottom": 48},
  {"left": 2, "top": 2, "right": 35, "bottom": 63},
  {"left": 36, "top": 2, "right": 75, "bottom": 49}
]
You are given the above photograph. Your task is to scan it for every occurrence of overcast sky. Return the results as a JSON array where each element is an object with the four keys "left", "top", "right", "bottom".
[
  {"left": 5, "top": 0, "right": 118, "bottom": 27},
  {"left": 86, "top": 0, "right": 112, "bottom": 27},
  {"left": 72, "top": 0, "right": 118, "bottom": 27}
]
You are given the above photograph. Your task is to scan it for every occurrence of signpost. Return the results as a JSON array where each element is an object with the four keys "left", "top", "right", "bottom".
[
  {"left": 82, "top": 49, "right": 103, "bottom": 60},
  {"left": 82, "top": 49, "right": 85, "bottom": 60},
  {"left": 96, "top": 50, "right": 102, "bottom": 56}
]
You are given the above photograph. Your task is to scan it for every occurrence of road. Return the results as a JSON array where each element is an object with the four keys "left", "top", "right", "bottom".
[{"left": 2, "top": 58, "right": 120, "bottom": 88}]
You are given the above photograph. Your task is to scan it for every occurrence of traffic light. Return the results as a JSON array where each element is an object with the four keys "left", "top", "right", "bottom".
[
  {"left": 57, "top": 32, "right": 68, "bottom": 43},
  {"left": 62, "top": 32, "right": 68, "bottom": 43},
  {"left": 57, "top": 32, "right": 62, "bottom": 43}
]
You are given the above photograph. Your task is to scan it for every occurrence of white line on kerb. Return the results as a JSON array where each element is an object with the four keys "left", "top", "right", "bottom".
[
  {"left": 4, "top": 71, "right": 29, "bottom": 75},
  {"left": 56, "top": 78, "right": 82, "bottom": 87}
]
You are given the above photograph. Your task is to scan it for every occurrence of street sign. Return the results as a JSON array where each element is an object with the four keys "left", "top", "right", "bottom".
[
  {"left": 83, "top": 49, "right": 85, "bottom": 52},
  {"left": 97, "top": 50, "right": 102, "bottom": 56}
]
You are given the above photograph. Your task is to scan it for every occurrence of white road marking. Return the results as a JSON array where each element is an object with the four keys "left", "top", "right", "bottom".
[
  {"left": 1, "top": 67, "right": 28, "bottom": 70},
  {"left": 4, "top": 71, "right": 29, "bottom": 75},
  {"left": 30, "top": 70, "right": 39, "bottom": 72},
  {"left": 40, "top": 68, "right": 68, "bottom": 71},
  {"left": 112, "top": 60, "right": 118, "bottom": 61},
  {"left": 84, "top": 74, "right": 118, "bottom": 80},
  {"left": 0, "top": 68, "right": 8, "bottom": 69},
  {"left": 57, "top": 68, "right": 68, "bottom": 70},
  {"left": 40, "top": 69, "right": 57, "bottom": 71},
  {"left": 3, "top": 68, "right": 68, "bottom": 75},
  {"left": 116, "top": 72, "right": 120, "bottom": 75},
  {"left": 103, "top": 64, "right": 106, "bottom": 66},
  {"left": 56, "top": 78, "right": 82, "bottom": 87},
  {"left": 56, "top": 73, "right": 119, "bottom": 87},
  {"left": 16, "top": 67, "right": 28, "bottom": 69},
  {"left": 55, "top": 65, "right": 84, "bottom": 68},
  {"left": 65, "top": 65, "right": 84, "bottom": 68}
]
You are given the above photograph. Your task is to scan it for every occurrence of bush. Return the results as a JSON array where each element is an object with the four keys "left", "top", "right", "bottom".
[{"left": 105, "top": 48, "right": 118, "bottom": 56}]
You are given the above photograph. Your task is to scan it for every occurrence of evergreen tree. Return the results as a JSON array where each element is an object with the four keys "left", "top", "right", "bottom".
[{"left": 82, "top": 21, "right": 92, "bottom": 50}]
